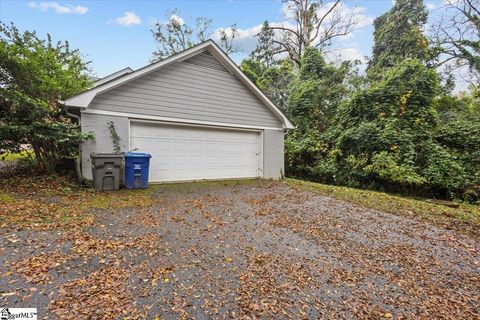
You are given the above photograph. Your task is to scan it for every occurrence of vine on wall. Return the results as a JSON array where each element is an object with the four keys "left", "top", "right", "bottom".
[{"left": 107, "top": 121, "right": 121, "bottom": 153}]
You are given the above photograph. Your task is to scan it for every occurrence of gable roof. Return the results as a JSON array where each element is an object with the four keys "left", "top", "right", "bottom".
[{"left": 62, "top": 40, "right": 294, "bottom": 129}]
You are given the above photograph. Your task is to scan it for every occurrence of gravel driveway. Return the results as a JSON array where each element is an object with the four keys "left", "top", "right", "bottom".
[{"left": 1, "top": 180, "right": 478, "bottom": 319}]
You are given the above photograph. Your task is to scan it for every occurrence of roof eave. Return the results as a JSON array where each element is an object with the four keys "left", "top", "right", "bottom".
[
  {"left": 92, "top": 67, "right": 134, "bottom": 88},
  {"left": 62, "top": 91, "right": 96, "bottom": 108}
]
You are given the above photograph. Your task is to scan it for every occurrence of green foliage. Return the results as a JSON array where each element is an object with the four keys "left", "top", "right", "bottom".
[
  {"left": 250, "top": 20, "right": 278, "bottom": 67},
  {"left": 368, "top": 0, "right": 432, "bottom": 73},
  {"left": 0, "top": 151, "right": 33, "bottom": 162},
  {"left": 240, "top": 58, "right": 294, "bottom": 111},
  {"left": 286, "top": 52, "right": 479, "bottom": 201},
  {"left": 285, "top": 47, "right": 352, "bottom": 182},
  {"left": 433, "top": 94, "right": 480, "bottom": 200},
  {"left": 240, "top": 58, "right": 265, "bottom": 87},
  {"left": 331, "top": 59, "right": 459, "bottom": 193},
  {"left": 284, "top": 0, "right": 477, "bottom": 202},
  {"left": 364, "top": 151, "right": 427, "bottom": 185},
  {"left": 299, "top": 47, "right": 328, "bottom": 79},
  {"left": 0, "top": 22, "right": 93, "bottom": 172},
  {"left": 289, "top": 47, "right": 350, "bottom": 131},
  {"left": 239, "top": 0, "right": 480, "bottom": 203},
  {"left": 107, "top": 121, "right": 122, "bottom": 153}
]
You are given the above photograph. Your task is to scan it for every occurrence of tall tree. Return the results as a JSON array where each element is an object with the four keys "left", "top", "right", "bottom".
[
  {"left": 241, "top": 58, "right": 294, "bottom": 111},
  {"left": 259, "top": 0, "right": 362, "bottom": 66},
  {"left": 0, "top": 23, "right": 93, "bottom": 171},
  {"left": 284, "top": 47, "right": 350, "bottom": 181},
  {"left": 368, "top": 0, "right": 432, "bottom": 72},
  {"left": 431, "top": 0, "right": 480, "bottom": 87},
  {"left": 151, "top": 9, "right": 238, "bottom": 61},
  {"left": 250, "top": 21, "right": 279, "bottom": 67}
]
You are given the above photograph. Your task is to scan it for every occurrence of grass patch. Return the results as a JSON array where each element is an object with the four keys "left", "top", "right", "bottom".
[
  {"left": 88, "top": 189, "right": 156, "bottom": 209},
  {"left": 286, "top": 178, "right": 480, "bottom": 234},
  {"left": 0, "top": 151, "right": 33, "bottom": 162},
  {"left": 0, "top": 193, "right": 15, "bottom": 204},
  {"left": 158, "top": 178, "right": 262, "bottom": 192}
]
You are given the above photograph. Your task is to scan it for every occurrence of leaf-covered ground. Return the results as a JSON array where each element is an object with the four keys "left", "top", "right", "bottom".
[{"left": 0, "top": 176, "right": 479, "bottom": 319}]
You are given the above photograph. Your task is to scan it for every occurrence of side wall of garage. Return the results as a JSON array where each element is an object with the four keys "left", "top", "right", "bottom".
[
  {"left": 263, "top": 129, "right": 285, "bottom": 179},
  {"left": 80, "top": 112, "right": 129, "bottom": 180}
]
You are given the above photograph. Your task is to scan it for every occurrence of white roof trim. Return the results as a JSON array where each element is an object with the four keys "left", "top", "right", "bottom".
[
  {"left": 92, "top": 67, "right": 133, "bottom": 87},
  {"left": 63, "top": 40, "right": 294, "bottom": 129},
  {"left": 82, "top": 109, "right": 284, "bottom": 131}
]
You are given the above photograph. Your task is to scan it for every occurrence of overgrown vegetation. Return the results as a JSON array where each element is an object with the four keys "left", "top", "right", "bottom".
[
  {"left": 107, "top": 121, "right": 122, "bottom": 154},
  {"left": 241, "top": 0, "right": 480, "bottom": 203},
  {"left": 0, "top": 22, "right": 93, "bottom": 173}
]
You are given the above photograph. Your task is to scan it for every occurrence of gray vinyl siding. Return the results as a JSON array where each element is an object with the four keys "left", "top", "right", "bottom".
[
  {"left": 89, "top": 52, "right": 282, "bottom": 128},
  {"left": 183, "top": 51, "right": 227, "bottom": 71},
  {"left": 263, "top": 129, "right": 285, "bottom": 179},
  {"left": 81, "top": 113, "right": 129, "bottom": 180}
]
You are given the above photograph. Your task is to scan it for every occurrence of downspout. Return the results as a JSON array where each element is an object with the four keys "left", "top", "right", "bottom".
[{"left": 64, "top": 104, "right": 84, "bottom": 183}]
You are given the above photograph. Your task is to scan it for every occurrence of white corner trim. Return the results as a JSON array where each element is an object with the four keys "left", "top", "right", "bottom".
[
  {"left": 64, "top": 40, "right": 294, "bottom": 129},
  {"left": 81, "top": 109, "right": 285, "bottom": 131}
]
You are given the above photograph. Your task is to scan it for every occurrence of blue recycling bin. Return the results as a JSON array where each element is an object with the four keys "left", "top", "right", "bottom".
[{"left": 124, "top": 152, "right": 152, "bottom": 189}]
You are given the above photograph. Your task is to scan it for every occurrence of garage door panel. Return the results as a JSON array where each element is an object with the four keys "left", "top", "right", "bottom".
[{"left": 130, "top": 122, "right": 262, "bottom": 182}]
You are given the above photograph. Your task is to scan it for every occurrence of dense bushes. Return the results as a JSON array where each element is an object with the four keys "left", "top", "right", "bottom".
[
  {"left": 282, "top": 47, "right": 480, "bottom": 202},
  {"left": 283, "top": 57, "right": 480, "bottom": 201},
  {"left": 0, "top": 23, "right": 92, "bottom": 172},
  {"left": 274, "top": 0, "right": 480, "bottom": 203}
]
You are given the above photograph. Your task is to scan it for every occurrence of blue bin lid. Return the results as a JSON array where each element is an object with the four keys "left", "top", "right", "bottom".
[{"left": 124, "top": 152, "right": 152, "bottom": 158}]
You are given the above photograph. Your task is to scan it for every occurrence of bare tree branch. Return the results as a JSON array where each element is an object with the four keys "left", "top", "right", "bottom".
[
  {"left": 151, "top": 9, "right": 238, "bottom": 61},
  {"left": 431, "top": 0, "right": 480, "bottom": 81},
  {"left": 259, "top": 0, "right": 362, "bottom": 66}
]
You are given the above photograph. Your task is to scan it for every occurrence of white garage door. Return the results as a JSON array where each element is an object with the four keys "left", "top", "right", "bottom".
[{"left": 130, "top": 121, "right": 262, "bottom": 182}]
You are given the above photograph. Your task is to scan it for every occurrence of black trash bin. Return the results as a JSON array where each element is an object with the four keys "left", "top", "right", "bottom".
[{"left": 90, "top": 153, "right": 123, "bottom": 191}]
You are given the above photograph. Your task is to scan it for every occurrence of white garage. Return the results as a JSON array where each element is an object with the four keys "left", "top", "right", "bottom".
[
  {"left": 63, "top": 40, "right": 293, "bottom": 182},
  {"left": 130, "top": 121, "right": 262, "bottom": 182}
]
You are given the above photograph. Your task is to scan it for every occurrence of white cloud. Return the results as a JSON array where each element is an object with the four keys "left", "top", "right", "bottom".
[
  {"left": 212, "top": 23, "right": 265, "bottom": 54},
  {"left": 114, "top": 11, "right": 142, "bottom": 26},
  {"left": 325, "top": 47, "right": 366, "bottom": 63},
  {"left": 27, "top": 1, "right": 88, "bottom": 14}
]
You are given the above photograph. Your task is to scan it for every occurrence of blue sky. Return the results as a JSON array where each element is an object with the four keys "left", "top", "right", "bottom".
[{"left": 1, "top": 0, "right": 442, "bottom": 78}]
